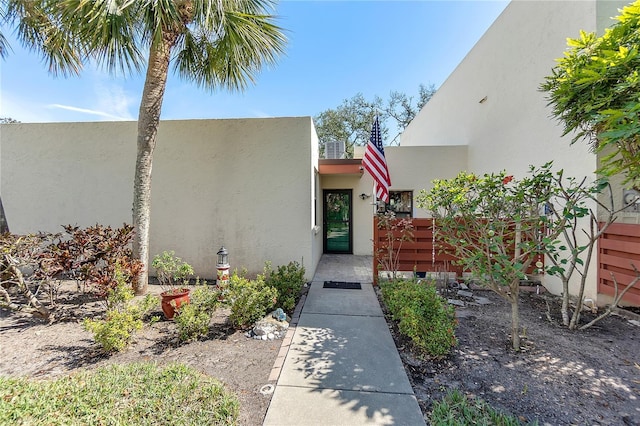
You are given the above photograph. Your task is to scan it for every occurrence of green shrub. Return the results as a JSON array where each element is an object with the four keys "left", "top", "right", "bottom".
[
  {"left": 83, "top": 265, "right": 158, "bottom": 353},
  {"left": 175, "top": 282, "right": 222, "bottom": 342},
  {"left": 151, "top": 250, "right": 194, "bottom": 291},
  {"left": 228, "top": 271, "right": 277, "bottom": 329},
  {"left": 431, "top": 389, "right": 535, "bottom": 425},
  {"left": 380, "top": 279, "right": 457, "bottom": 358},
  {"left": 0, "top": 362, "right": 239, "bottom": 425},
  {"left": 263, "top": 260, "right": 306, "bottom": 314}
]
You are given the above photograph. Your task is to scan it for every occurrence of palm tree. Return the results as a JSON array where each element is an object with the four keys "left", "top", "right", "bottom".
[
  {"left": 1, "top": 0, "right": 83, "bottom": 72},
  {"left": 3, "top": 0, "right": 286, "bottom": 294}
]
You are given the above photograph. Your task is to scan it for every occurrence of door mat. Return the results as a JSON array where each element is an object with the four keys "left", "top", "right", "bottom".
[{"left": 323, "top": 281, "right": 361, "bottom": 290}]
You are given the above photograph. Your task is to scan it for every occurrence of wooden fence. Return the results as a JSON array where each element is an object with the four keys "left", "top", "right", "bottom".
[
  {"left": 372, "top": 218, "right": 462, "bottom": 284},
  {"left": 374, "top": 218, "right": 640, "bottom": 306},
  {"left": 372, "top": 217, "right": 543, "bottom": 285},
  {"left": 598, "top": 222, "right": 640, "bottom": 305}
]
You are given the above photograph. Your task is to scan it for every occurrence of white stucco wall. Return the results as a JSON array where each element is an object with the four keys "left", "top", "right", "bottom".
[
  {"left": 398, "top": 0, "right": 629, "bottom": 303},
  {"left": 341, "top": 145, "right": 468, "bottom": 255},
  {"left": 310, "top": 124, "right": 324, "bottom": 276},
  {"left": 384, "top": 145, "right": 469, "bottom": 218},
  {"left": 402, "top": 0, "right": 601, "bottom": 178},
  {"left": 1, "top": 117, "right": 319, "bottom": 280}
]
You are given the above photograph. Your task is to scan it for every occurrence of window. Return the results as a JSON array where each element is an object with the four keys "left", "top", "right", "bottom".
[{"left": 378, "top": 191, "right": 413, "bottom": 218}]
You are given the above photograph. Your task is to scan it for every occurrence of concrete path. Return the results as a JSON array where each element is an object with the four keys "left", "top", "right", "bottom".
[{"left": 263, "top": 255, "right": 426, "bottom": 426}]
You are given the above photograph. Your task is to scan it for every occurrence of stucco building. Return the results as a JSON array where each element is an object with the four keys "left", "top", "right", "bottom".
[{"left": 2, "top": 0, "right": 638, "bottom": 304}]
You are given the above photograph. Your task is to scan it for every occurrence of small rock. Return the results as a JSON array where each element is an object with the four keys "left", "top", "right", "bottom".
[
  {"left": 271, "top": 308, "right": 287, "bottom": 322},
  {"left": 457, "top": 290, "right": 474, "bottom": 298},
  {"left": 447, "top": 299, "right": 466, "bottom": 307},
  {"left": 252, "top": 313, "right": 290, "bottom": 340},
  {"left": 455, "top": 309, "right": 474, "bottom": 318},
  {"left": 267, "top": 333, "right": 275, "bottom": 340},
  {"left": 474, "top": 296, "right": 492, "bottom": 305},
  {"left": 253, "top": 326, "right": 269, "bottom": 336},
  {"left": 261, "top": 335, "right": 267, "bottom": 341}
]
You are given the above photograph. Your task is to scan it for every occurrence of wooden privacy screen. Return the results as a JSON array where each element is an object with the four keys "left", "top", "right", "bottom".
[
  {"left": 598, "top": 222, "right": 640, "bottom": 305},
  {"left": 372, "top": 218, "right": 462, "bottom": 284},
  {"left": 372, "top": 217, "right": 544, "bottom": 285}
]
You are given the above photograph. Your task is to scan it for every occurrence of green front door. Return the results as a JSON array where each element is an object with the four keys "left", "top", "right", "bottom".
[{"left": 323, "top": 190, "right": 353, "bottom": 254}]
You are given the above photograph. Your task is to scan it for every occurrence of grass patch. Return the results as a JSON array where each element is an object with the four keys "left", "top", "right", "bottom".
[
  {"left": 431, "top": 389, "right": 537, "bottom": 425},
  {"left": 0, "top": 362, "right": 238, "bottom": 425}
]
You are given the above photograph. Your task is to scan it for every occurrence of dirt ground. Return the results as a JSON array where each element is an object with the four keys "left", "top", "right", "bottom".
[
  {"left": 2, "top": 282, "right": 640, "bottom": 426},
  {"left": 0, "top": 283, "right": 281, "bottom": 426},
  {"left": 382, "top": 287, "right": 640, "bottom": 425}
]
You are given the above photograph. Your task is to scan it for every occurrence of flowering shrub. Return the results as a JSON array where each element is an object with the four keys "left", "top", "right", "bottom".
[{"left": 417, "top": 164, "right": 558, "bottom": 350}]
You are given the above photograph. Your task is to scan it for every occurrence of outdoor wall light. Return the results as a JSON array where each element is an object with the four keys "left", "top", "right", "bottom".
[
  {"left": 360, "top": 193, "right": 371, "bottom": 200},
  {"left": 216, "top": 246, "right": 229, "bottom": 286}
]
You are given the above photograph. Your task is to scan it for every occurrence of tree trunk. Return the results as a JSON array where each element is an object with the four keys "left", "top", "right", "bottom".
[
  {"left": 2, "top": 263, "right": 52, "bottom": 321},
  {"left": 510, "top": 221, "right": 522, "bottom": 350},
  {"left": 561, "top": 277, "right": 570, "bottom": 326},
  {"left": 0, "top": 195, "right": 9, "bottom": 234},
  {"left": 510, "top": 291, "right": 520, "bottom": 351},
  {"left": 132, "top": 32, "right": 178, "bottom": 295}
]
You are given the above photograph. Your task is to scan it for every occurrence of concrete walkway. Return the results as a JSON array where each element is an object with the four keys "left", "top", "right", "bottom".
[{"left": 263, "top": 254, "right": 426, "bottom": 426}]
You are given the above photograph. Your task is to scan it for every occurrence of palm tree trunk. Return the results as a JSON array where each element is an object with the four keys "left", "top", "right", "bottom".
[
  {"left": 132, "top": 32, "right": 178, "bottom": 295},
  {"left": 0, "top": 195, "right": 8, "bottom": 234}
]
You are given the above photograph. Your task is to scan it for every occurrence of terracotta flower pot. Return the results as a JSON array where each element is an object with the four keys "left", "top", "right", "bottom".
[{"left": 160, "top": 288, "right": 191, "bottom": 320}]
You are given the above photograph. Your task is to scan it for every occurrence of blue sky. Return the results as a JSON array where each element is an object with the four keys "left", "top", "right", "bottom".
[{"left": 0, "top": 1, "right": 509, "bottom": 123}]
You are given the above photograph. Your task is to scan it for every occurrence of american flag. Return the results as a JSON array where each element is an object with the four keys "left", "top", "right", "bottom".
[{"left": 362, "top": 115, "right": 391, "bottom": 203}]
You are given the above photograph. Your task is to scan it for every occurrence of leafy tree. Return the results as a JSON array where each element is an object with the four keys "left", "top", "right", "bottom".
[
  {"left": 417, "top": 164, "right": 560, "bottom": 351},
  {"left": 314, "top": 93, "right": 384, "bottom": 159},
  {"left": 419, "top": 162, "right": 638, "bottom": 346},
  {"left": 314, "top": 84, "right": 435, "bottom": 158},
  {"left": 541, "top": 1, "right": 640, "bottom": 190},
  {"left": 386, "top": 83, "right": 436, "bottom": 139},
  {"left": 2, "top": 0, "right": 286, "bottom": 294},
  {"left": 543, "top": 172, "right": 639, "bottom": 330},
  {"left": 0, "top": 117, "right": 19, "bottom": 123}
]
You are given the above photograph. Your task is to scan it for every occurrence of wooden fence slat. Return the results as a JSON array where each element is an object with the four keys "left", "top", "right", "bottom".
[
  {"left": 599, "top": 270, "right": 640, "bottom": 287},
  {"left": 598, "top": 281, "right": 640, "bottom": 305},
  {"left": 599, "top": 238, "right": 640, "bottom": 256},
  {"left": 599, "top": 253, "right": 639, "bottom": 271},
  {"left": 598, "top": 222, "right": 640, "bottom": 306}
]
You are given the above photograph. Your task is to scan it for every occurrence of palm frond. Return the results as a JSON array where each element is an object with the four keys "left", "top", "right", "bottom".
[
  {"left": 4, "top": 0, "right": 84, "bottom": 76},
  {"left": 173, "top": 0, "right": 286, "bottom": 92},
  {"left": 57, "top": 0, "right": 145, "bottom": 75}
]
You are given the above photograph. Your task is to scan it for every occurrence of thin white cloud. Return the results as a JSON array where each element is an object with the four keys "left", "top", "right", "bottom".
[
  {"left": 48, "top": 104, "right": 131, "bottom": 121},
  {"left": 250, "top": 109, "right": 272, "bottom": 118},
  {"left": 93, "top": 80, "right": 136, "bottom": 120}
]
